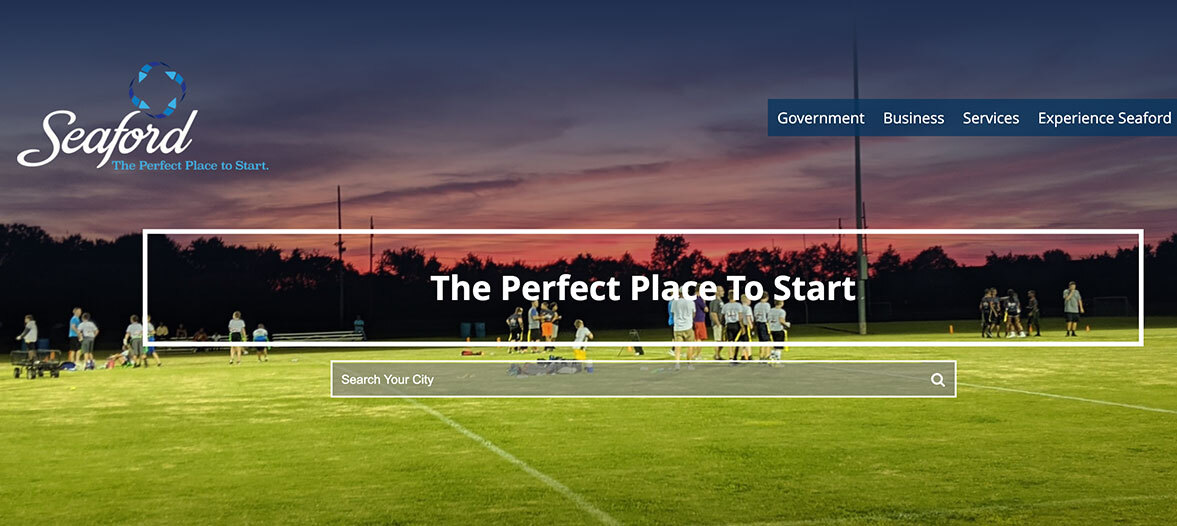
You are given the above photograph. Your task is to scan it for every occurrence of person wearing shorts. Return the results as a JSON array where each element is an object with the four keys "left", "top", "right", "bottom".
[
  {"left": 1004, "top": 289, "right": 1025, "bottom": 338},
  {"left": 670, "top": 292, "right": 696, "bottom": 364},
  {"left": 550, "top": 302, "right": 561, "bottom": 340},
  {"left": 505, "top": 307, "right": 524, "bottom": 352},
  {"left": 692, "top": 293, "right": 708, "bottom": 344},
  {"left": 252, "top": 324, "right": 270, "bottom": 362},
  {"left": 228, "top": 311, "right": 246, "bottom": 365},
  {"left": 721, "top": 292, "right": 745, "bottom": 361},
  {"left": 740, "top": 296, "right": 755, "bottom": 360},
  {"left": 526, "top": 300, "right": 541, "bottom": 351},
  {"left": 767, "top": 300, "right": 789, "bottom": 360},
  {"left": 709, "top": 285, "right": 726, "bottom": 360},
  {"left": 15, "top": 314, "right": 39, "bottom": 360},
  {"left": 753, "top": 296, "right": 771, "bottom": 360},
  {"left": 539, "top": 302, "right": 555, "bottom": 351},
  {"left": 67, "top": 307, "right": 82, "bottom": 363},
  {"left": 143, "top": 314, "right": 162, "bottom": 367},
  {"left": 1026, "top": 290, "right": 1041, "bottom": 336},
  {"left": 78, "top": 313, "right": 99, "bottom": 370},
  {"left": 123, "top": 315, "right": 144, "bottom": 368},
  {"left": 1063, "top": 281, "right": 1084, "bottom": 337}
]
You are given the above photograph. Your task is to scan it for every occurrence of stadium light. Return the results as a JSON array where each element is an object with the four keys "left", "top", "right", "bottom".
[{"left": 853, "top": 23, "right": 868, "bottom": 335}]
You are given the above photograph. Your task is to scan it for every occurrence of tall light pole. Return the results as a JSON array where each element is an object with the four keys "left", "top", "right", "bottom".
[
  {"left": 853, "top": 24, "right": 868, "bottom": 335},
  {"left": 336, "top": 186, "right": 345, "bottom": 328}
]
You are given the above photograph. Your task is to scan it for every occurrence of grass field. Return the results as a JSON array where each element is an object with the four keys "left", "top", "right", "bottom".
[{"left": 3, "top": 317, "right": 1175, "bottom": 525}]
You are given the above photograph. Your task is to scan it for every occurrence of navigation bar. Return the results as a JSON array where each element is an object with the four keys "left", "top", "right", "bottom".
[{"left": 767, "top": 99, "right": 1177, "bottom": 136}]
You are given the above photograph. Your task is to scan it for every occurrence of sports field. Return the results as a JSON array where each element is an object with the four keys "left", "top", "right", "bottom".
[{"left": 3, "top": 317, "right": 1174, "bottom": 525}]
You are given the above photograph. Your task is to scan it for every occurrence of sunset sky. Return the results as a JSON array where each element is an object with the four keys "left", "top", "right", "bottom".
[{"left": 2, "top": 2, "right": 1174, "bottom": 266}]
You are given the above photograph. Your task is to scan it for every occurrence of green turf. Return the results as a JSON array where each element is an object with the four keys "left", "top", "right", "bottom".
[{"left": 2, "top": 317, "right": 1174, "bottom": 525}]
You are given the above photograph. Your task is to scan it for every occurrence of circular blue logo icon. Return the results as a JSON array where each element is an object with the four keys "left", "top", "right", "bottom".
[{"left": 128, "top": 62, "right": 187, "bottom": 119}]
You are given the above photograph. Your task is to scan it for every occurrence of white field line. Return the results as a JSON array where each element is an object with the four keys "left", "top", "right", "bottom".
[
  {"left": 960, "top": 382, "right": 1177, "bottom": 415},
  {"left": 148, "top": 340, "right": 1142, "bottom": 348},
  {"left": 730, "top": 493, "right": 1177, "bottom": 525},
  {"left": 408, "top": 399, "right": 620, "bottom": 526}
]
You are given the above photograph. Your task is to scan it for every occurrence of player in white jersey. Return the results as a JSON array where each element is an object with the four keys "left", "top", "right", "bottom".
[
  {"left": 123, "top": 315, "right": 144, "bottom": 368},
  {"left": 228, "top": 311, "right": 247, "bottom": 365},
  {"left": 739, "top": 296, "right": 754, "bottom": 361},
  {"left": 77, "top": 312, "right": 99, "bottom": 370},
  {"left": 720, "top": 292, "right": 746, "bottom": 361},
  {"left": 752, "top": 296, "right": 771, "bottom": 360},
  {"left": 670, "top": 291, "right": 696, "bottom": 365},
  {"left": 766, "top": 300, "right": 790, "bottom": 361}
]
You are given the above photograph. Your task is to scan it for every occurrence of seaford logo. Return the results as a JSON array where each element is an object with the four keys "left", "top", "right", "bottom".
[
  {"left": 17, "top": 61, "right": 197, "bottom": 169},
  {"left": 128, "top": 61, "right": 187, "bottom": 119}
]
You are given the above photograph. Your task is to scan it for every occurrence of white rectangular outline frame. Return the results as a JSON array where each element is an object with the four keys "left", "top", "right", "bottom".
[
  {"left": 328, "top": 359, "right": 958, "bottom": 399},
  {"left": 142, "top": 228, "right": 1145, "bottom": 348}
]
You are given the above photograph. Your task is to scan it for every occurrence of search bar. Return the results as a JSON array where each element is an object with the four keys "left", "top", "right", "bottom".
[{"left": 331, "top": 360, "right": 956, "bottom": 398}]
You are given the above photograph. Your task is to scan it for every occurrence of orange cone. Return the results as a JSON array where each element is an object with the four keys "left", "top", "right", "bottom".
[
  {"left": 949, "top": 324, "right": 954, "bottom": 334},
  {"left": 1086, "top": 325, "right": 1091, "bottom": 332}
]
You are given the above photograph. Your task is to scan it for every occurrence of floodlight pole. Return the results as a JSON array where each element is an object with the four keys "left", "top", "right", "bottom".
[
  {"left": 853, "top": 24, "right": 868, "bottom": 335},
  {"left": 368, "top": 216, "right": 374, "bottom": 321},
  {"left": 337, "top": 186, "right": 345, "bottom": 328}
]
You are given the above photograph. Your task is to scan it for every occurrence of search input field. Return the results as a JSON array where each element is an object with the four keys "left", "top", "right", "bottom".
[{"left": 331, "top": 360, "right": 956, "bottom": 398}]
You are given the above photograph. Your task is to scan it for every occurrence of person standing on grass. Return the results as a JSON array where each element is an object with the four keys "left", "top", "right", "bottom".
[
  {"left": 68, "top": 307, "right": 82, "bottom": 364},
  {"left": 143, "top": 314, "right": 162, "bottom": 367},
  {"left": 228, "top": 311, "right": 247, "bottom": 364},
  {"left": 572, "top": 319, "right": 593, "bottom": 362},
  {"left": 539, "top": 302, "right": 555, "bottom": 352},
  {"left": 16, "top": 314, "right": 39, "bottom": 360},
  {"left": 527, "top": 300, "right": 541, "bottom": 351},
  {"left": 1026, "top": 290, "right": 1041, "bottom": 337},
  {"left": 753, "top": 295, "right": 771, "bottom": 360},
  {"left": 670, "top": 291, "right": 696, "bottom": 366},
  {"left": 550, "top": 302, "right": 562, "bottom": 340},
  {"left": 77, "top": 313, "right": 98, "bottom": 370},
  {"left": 123, "top": 315, "right": 144, "bottom": 368},
  {"left": 252, "top": 324, "right": 270, "bottom": 362},
  {"left": 1063, "top": 281, "right": 1084, "bottom": 337},
  {"left": 1004, "top": 290, "right": 1025, "bottom": 338},
  {"left": 767, "top": 300, "right": 790, "bottom": 360},
  {"left": 721, "top": 291, "right": 745, "bottom": 361},
  {"left": 740, "top": 295, "right": 755, "bottom": 360},
  {"left": 506, "top": 307, "right": 524, "bottom": 352},
  {"left": 709, "top": 285, "right": 726, "bottom": 360},
  {"left": 692, "top": 292, "right": 708, "bottom": 361}
]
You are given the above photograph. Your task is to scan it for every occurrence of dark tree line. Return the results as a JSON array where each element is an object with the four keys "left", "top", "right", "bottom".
[{"left": 1, "top": 224, "right": 1170, "bottom": 348}]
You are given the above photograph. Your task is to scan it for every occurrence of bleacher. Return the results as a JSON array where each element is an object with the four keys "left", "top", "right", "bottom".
[{"left": 271, "top": 331, "right": 365, "bottom": 342}]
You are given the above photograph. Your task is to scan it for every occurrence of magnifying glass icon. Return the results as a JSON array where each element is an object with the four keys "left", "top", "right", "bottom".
[{"left": 930, "top": 372, "right": 946, "bottom": 387}]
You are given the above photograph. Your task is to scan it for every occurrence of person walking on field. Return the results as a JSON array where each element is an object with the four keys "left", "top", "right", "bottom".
[
  {"left": 1063, "top": 281, "right": 1084, "bottom": 337},
  {"left": 709, "top": 285, "right": 726, "bottom": 360},
  {"left": 1025, "top": 290, "right": 1041, "bottom": 337},
  {"left": 228, "top": 311, "right": 247, "bottom": 365}
]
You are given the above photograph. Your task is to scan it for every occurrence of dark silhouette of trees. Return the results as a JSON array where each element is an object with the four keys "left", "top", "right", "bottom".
[{"left": 1, "top": 223, "right": 1167, "bottom": 349}]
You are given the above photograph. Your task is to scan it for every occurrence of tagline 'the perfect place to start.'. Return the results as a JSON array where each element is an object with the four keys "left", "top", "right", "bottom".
[{"left": 107, "top": 159, "right": 270, "bottom": 172}]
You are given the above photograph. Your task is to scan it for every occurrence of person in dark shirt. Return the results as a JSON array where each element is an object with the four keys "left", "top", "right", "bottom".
[
  {"left": 1025, "top": 290, "right": 1041, "bottom": 337},
  {"left": 1003, "top": 289, "right": 1025, "bottom": 338},
  {"left": 505, "top": 307, "right": 524, "bottom": 352},
  {"left": 979, "top": 289, "right": 996, "bottom": 338}
]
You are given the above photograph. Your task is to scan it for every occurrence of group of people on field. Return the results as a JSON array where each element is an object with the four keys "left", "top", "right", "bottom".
[
  {"left": 979, "top": 281, "right": 1085, "bottom": 338},
  {"left": 13, "top": 309, "right": 279, "bottom": 369},
  {"left": 14, "top": 308, "right": 163, "bottom": 369},
  {"left": 505, "top": 300, "right": 563, "bottom": 352},
  {"left": 697, "top": 285, "right": 790, "bottom": 362},
  {"left": 503, "top": 284, "right": 791, "bottom": 363}
]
